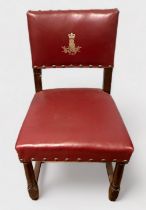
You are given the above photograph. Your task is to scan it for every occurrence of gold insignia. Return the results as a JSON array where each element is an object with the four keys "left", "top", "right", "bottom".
[{"left": 62, "top": 33, "right": 81, "bottom": 55}]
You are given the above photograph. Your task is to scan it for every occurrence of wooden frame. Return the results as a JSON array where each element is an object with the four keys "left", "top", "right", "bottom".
[
  {"left": 33, "top": 67, "right": 42, "bottom": 92},
  {"left": 23, "top": 161, "right": 42, "bottom": 200},
  {"left": 21, "top": 66, "right": 126, "bottom": 201},
  {"left": 23, "top": 160, "right": 126, "bottom": 201},
  {"left": 106, "top": 162, "right": 125, "bottom": 201},
  {"left": 103, "top": 67, "right": 113, "bottom": 94}
]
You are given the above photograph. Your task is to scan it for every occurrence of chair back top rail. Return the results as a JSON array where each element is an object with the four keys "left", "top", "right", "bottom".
[{"left": 27, "top": 9, "right": 119, "bottom": 68}]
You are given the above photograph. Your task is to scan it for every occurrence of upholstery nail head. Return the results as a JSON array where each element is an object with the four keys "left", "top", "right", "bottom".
[
  {"left": 31, "top": 158, "right": 35, "bottom": 161},
  {"left": 54, "top": 157, "right": 58, "bottom": 161},
  {"left": 43, "top": 158, "right": 47, "bottom": 161},
  {"left": 89, "top": 65, "right": 93, "bottom": 68},
  {"left": 65, "top": 157, "right": 69, "bottom": 161},
  {"left": 52, "top": 65, "right": 56, "bottom": 68},
  {"left": 42, "top": 65, "right": 46, "bottom": 69},
  {"left": 89, "top": 158, "right": 94, "bottom": 161},
  {"left": 123, "top": 160, "right": 128, "bottom": 163},
  {"left": 113, "top": 159, "right": 117, "bottom": 162},
  {"left": 33, "top": 66, "right": 38, "bottom": 69},
  {"left": 77, "top": 158, "right": 82, "bottom": 161},
  {"left": 101, "top": 159, "right": 106, "bottom": 162},
  {"left": 79, "top": 64, "right": 83, "bottom": 67},
  {"left": 19, "top": 159, "right": 23, "bottom": 162},
  {"left": 61, "top": 65, "right": 65, "bottom": 68},
  {"left": 98, "top": 65, "right": 102, "bottom": 68},
  {"left": 70, "top": 64, "right": 73, "bottom": 67}
]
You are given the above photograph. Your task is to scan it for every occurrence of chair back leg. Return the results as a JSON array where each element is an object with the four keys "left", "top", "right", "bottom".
[{"left": 23, "top": 162, "right": 39, "bottom": 200}]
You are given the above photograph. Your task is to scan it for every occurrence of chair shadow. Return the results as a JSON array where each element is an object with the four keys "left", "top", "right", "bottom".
[
  {"left": 39, "top": 163, "right": 107, "bottom": 197},
  {"left": 38, "top": 162, "right": 136, "bottom": 200}
]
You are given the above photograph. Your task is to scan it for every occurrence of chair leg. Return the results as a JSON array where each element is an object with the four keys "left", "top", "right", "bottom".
[
  {"left": 106, "top": 162, "right": 113, "bottom": 183},
  {"left": 34, "top": 161, "right": 42, "bottom": 182},
  {"left": 23, "top": 162, "right": 39, "bottom": 200},
  {"left": 109, "top": 162, "right": 125, "bottom": 201}
]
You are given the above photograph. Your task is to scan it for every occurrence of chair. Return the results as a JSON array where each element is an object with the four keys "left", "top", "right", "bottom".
[{"left": 15, "top": 9, "right": 134, "bottom": 201}]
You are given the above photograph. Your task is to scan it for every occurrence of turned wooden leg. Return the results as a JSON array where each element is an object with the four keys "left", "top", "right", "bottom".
[
  {"left": 106, "top": 162, "right": 113, "bottom": 183},
  {"left": 23, "top": 162, "right": 39, "bottom": 200},
  {"left": 109, "top": 163, "right": 125, "bottom": 201},
  {"left": 34, "top": 161, "right": 42, "bottom": 182}
]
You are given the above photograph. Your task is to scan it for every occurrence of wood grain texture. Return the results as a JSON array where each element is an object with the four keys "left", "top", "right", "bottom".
[
  {"left": 34, "top": 161, "right": 42, "bottom": 182},
  {"left": 109, "top": 163, "right": 125, "bottom": 201},
  {"left": 106, "top": 162, "right": 113, "bottom": 183},
  {"left": 103, "top": 67, "right": 113, "bottom": 94},
  {"left": 23, "top": 162, "right": 39, "bottom": 200},
  {"left": 33, "top": 68, "right": 42, "bottom": 92}
]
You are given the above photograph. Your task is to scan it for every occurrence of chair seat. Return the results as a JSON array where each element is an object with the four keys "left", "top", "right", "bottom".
[{"left": 16, "top": 88, "right": 134, "bottom": 162}]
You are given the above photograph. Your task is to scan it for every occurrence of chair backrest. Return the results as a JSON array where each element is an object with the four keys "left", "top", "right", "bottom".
[
  {"left": 27, "top": 9, "right": 119, "bottom": 68},
  {"left": 27, "top": 9, "right": 119, "bottom": 93}
]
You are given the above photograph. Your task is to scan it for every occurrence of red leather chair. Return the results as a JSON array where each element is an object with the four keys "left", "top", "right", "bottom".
[{"left": 15, "top": 9, "right": 134, "bottom": 201}]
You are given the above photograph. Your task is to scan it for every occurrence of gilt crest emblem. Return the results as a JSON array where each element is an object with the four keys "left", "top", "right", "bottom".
[{"left": 62, "top": 33, "right": 81, "bottom": 55}]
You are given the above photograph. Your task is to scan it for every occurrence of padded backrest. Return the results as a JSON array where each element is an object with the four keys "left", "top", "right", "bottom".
[{"left": 27, "top": 9, "right": 119, "bottom": 68}]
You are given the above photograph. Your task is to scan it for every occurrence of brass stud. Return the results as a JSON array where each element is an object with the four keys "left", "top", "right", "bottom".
[
  {"left": 54, "top": 157, "right": 58, "bottom": 161},
  {"left": 98, "top": 65, "right": 102, "bottom": 68},
  {"left": 42, "top": 65, "right": 46, "bottom": 69},
  {"left": 112, "top": 159, "right": 117, "bottom": 162},
  {"left": 88, "top": 158, "right": 94, "bottom": 161},
  {"left": 123, "top": 160, "right": 128, "bottom": 163},
  {"left": 108, "top": 65, "right": 112, "bottom": 68},
  {"left": 43, "top": 158, "right": 47, "bottom": 161},
  {"left": 79, "top": 64, "right": 83, "bottom": 67},
  {"left": 101, "top": 158, "right": 106, "bottom": 162},
  {"left": 52, "top": 65, "right": 56, "bottom": 68},
  {"left": 19, "top": 159, "right": 23, "bottom": 162},
  {"left": 61, "top": 65, "right": 65, "bottom": 68},
  {"left": 77, "top": 158, "right": 82, "bottom": 161},
  {"left": 65, "top": 157, "right": 69, "bottom": 161},
  {"left": 31, "top": 158, "right": 35, "bottom": 161},
  {"left": 33, "top": 66, "right": 38, "bottom": 69},
  {"left": 69, "top": 64, "right": 73, "bottom": 67},
  {"left": 89, "top": 65, "right": 93, "bottom": 68}
]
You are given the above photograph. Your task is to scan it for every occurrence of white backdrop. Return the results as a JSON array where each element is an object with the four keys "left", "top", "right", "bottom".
[{"left": 0, "top": 0, "right": 146, "bottom": 210}]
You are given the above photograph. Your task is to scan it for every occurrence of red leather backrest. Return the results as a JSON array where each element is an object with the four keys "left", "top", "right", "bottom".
[{"left": 27, "top": 9, "right": 119, "bottom": 68}]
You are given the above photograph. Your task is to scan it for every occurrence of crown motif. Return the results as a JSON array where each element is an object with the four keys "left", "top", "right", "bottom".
[
  {"left": 68, "top": 33, "right": 75, "bottom": 39},
  {"left": 62, "top": 32, "right": 81, "bottom": 55}
]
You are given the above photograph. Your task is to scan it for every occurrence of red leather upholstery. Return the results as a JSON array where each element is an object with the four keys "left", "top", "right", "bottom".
[
  {"left": 16, "top": 88, "right": 134, "bottom": 162},
  {"left": 27, "top": 9, "right": 119, "bottom": 68}
]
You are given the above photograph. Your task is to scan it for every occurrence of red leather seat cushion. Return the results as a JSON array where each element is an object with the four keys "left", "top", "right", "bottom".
[{"left": 16, "top": 88, "right": 134, "bottom": 162}]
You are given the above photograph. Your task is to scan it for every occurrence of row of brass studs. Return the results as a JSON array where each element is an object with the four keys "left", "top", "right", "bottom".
[
  {"left": 33, "top": 64, "right": 113, "bottom": 69},
  {"left": 20, "top": 158, "right": 128, "bottom": 163}
]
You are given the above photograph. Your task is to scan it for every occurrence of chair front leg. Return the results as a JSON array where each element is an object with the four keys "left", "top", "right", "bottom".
[
  {"left": 109, "top": 162, "right": 125, "bottom": 201},
  {"left": 23, "top": 162, "right": 39, "bottom": 200}
]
